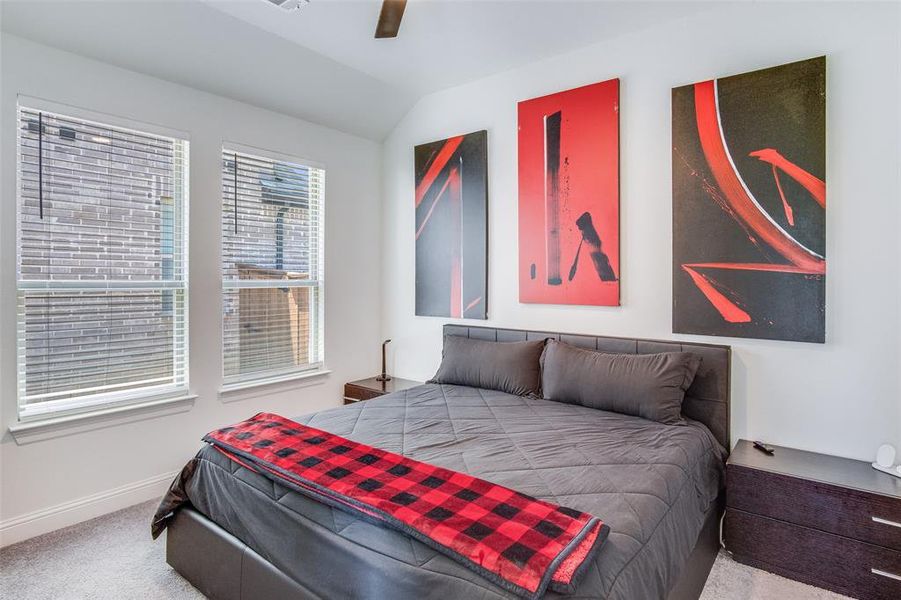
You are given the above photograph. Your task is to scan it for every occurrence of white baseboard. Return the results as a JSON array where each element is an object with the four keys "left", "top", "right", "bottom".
[{"left": 0, "top": 470, "right": 178, "bottom": 547}]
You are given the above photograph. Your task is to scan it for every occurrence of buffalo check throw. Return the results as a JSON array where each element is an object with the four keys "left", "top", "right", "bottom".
[{"left": 203, "top": 413, "right": 609, "bottom": 599}]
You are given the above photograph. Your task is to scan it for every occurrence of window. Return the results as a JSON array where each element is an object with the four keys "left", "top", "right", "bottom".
[
  {"left": 221, "top": 146, "right": 325, "bottom": 386},
  {"left": 16, "top": 105, "right": 189, "bottom": 420}
]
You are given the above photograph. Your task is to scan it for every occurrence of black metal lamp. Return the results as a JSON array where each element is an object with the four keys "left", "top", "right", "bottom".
[{"left": 376, "top": 339, "right": 392, "bottom": 382}]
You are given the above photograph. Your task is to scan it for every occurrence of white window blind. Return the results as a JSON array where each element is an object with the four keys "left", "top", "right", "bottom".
[
  {"left": 16, "top": 105, "right": 189, "bottom": 420},
  {"left": 221, "top": 147, "right": 325, "bottom": 385}
]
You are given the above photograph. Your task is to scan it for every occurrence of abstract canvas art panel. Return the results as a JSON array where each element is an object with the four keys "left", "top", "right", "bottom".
[
  {"left": 414, "top": 130, "right": 488, "bottom": 319},
  {"left": 672, "top": 57, "right": 826, "bottom": 342},
  {"left": 518, "top": 79, "right": 620, "bottom": 306}
]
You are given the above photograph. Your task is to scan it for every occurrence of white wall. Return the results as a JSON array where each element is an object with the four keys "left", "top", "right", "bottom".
[
  {"left": 0, "top": 35, "right": 382, "bottom": 544},
  {"left": 381, "top": 2, "right": 901, "bottom": 462}
]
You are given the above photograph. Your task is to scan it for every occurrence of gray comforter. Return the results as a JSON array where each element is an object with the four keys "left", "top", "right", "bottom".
[{"left": 167, "top": 384, "right": 725, "bottom": 599}]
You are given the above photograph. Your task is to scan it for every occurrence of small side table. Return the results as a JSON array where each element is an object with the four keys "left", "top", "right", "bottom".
[
  {"left": 343, "top": 376, "right": 422, "bottom": 405},
  {"left": 725, "top": 439, "right": 901, "bottom": 599}
]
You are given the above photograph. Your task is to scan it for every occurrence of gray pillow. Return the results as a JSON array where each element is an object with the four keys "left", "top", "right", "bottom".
[
  {"left": 540, "top": 340, "right": 701, "bottom": 424},
  {"left": 429, "top": 335, "right": 545, "bottom": 397}
]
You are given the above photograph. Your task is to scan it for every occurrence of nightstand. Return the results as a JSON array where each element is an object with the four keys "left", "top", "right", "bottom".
[
  {"left": 724, "top": 439, "right": 901, "bottom": 600},
  {"left": 343, "top": 376, "right": 422, "bottom": 405}
]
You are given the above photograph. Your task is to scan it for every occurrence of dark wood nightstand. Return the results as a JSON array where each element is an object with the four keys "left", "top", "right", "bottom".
[
  {"left": 724, "top": 439, "right": 901, "bottom": 600},
  {"left": 343, "top": 377, "right": 422, "bottom": 405}
]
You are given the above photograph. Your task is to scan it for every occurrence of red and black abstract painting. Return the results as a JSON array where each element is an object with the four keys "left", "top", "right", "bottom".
[
  {"left": 518, "top": 79, "right": 620, "bottom": 306},
  {"left": 673, "top": 57, "right": 826, "bottom": 343},
  {"left": 415, "top": 131, "right": 488, "bottom": 319}
]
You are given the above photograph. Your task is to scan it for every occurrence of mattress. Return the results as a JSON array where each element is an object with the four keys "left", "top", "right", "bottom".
[{"left": 179, "top": 384, "right": 726, "bottom": 599}]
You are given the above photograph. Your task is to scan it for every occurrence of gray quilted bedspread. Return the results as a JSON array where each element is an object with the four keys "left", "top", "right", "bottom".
[{"left": 181, "top": 384, "right": 725, "bottom": 599}]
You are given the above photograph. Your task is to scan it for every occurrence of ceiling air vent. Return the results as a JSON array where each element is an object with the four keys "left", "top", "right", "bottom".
[{"left": 265, "top": 0, "right": 308, "bottom": 11}]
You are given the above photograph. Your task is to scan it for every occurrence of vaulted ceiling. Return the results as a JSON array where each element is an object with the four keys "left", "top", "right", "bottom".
[{"left": 1, "top": 0, "right": 711, "bottom": 140}]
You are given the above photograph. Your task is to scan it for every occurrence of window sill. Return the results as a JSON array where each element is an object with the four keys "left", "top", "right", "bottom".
[
  {"left": 8, "top": 394, "right": 197, "bottom": 445},
  {"left": 219, "top": 369, "right": 332, "bottom": 401}
]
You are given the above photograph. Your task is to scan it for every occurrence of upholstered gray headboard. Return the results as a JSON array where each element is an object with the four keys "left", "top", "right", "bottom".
[{"left": 443, "top": 324, "right": 731, "bottom": 451}]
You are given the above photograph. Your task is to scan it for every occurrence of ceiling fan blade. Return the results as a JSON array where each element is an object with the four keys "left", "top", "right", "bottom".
[{"left": 374, "top": 0, "right": 407, "bottom": 39}]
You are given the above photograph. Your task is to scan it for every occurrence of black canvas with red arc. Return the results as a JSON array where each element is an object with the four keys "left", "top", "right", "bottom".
[
  {"left": 414, "top": 131, "right": 488, "bottom": 319},
  {"left": 672, "top": 57, "right": 826, "bottom": 343},
  {"left": 203, "top": 413, "right": 608, "bottom": 600}
]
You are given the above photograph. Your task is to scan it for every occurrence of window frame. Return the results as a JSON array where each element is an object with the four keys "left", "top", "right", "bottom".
[
  {"left": 14, "top": 97, "right": 191, "bottom": 423},
  {"left": 219, "top": 141, "right": 326, "bottom": 391}
]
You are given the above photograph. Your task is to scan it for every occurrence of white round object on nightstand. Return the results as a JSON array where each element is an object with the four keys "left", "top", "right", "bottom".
[{"left": 875, "top": 444, "right": 896, "bottom": 468}]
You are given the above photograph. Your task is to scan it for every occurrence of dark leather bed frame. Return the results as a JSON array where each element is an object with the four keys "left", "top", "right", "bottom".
[{"left": 167, "top": 325, "right": 731, "bottom": 600}]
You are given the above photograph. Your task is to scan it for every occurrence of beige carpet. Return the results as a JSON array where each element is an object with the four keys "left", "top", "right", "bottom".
[
  {"left": 0, "top": 500, "right": 850, "bottom": 599},
  {"left": 699, "top": 550, "right": 850, "bottom": 600}
]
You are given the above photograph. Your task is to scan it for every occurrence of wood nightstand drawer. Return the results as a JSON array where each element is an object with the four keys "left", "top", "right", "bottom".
[
  {"left": 343, "top": 377, "right": 422, "bottom": 405},
  {"left": 343, "top": 384, "right": 383, "bottom": 403},
  {"left": 725, "top": 508, "right": 901, "bottom": 600},
  {"left": 728, "top": 465, "right": 901, "bottom": 551}
]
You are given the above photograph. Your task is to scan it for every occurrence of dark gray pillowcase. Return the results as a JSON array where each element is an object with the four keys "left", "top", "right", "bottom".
[
  {"left": 429, "top": 335, "right": 545, "bottom": 397},
  {"left": 540, "top": 340, "right": 701, "bottom": 425}
]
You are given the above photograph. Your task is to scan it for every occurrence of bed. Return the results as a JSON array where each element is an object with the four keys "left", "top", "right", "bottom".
[{"left": 161, "top": 325, "right": 731, "bottom": 600}]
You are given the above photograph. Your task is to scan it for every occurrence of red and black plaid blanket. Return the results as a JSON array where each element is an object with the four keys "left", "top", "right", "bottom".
[{"left": 203, "top": 413, "right": 608, "bottom": 599}]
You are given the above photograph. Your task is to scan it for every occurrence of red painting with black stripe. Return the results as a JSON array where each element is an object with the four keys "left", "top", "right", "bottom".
[
  {"left": 518, "top": 79, "right": 620, "bottom": 306},
  {"left": 673, "top": 57, "right": 826, "bottom": 343},
  {"left": 414, "top": 131, "right": 488, "bottom": 319}
]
